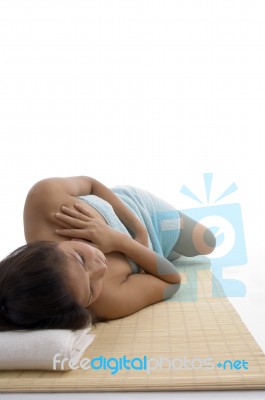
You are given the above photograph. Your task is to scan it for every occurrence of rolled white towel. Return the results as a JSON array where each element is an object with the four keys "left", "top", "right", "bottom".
[{"left": 0, "top": 327, "right": 95, "bottom": 371}]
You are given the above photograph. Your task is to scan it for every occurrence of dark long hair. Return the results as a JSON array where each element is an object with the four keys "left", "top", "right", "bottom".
[{"left": 0, "top": 240, "right": 106, "bottom": 332}]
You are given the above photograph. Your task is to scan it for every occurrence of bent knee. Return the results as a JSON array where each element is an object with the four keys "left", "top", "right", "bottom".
[
  {"left": 203, "top": 227, "right": 216, "bottom": 254},
  {"left": 192, "top": 224, "right": 216, "bottom": 255}
]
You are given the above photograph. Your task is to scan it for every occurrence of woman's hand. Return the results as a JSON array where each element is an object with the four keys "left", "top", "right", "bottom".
[{"left": 55, "top": 203, "right": 119, "bottom": 253}]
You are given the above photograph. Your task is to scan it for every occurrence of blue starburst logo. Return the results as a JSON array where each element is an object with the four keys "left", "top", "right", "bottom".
[
  {"left": 180, "top": 173, "right": 238, "bottom": 205},
  {"left": 179, "top": 173, "right": 248, "bottom": 298}
]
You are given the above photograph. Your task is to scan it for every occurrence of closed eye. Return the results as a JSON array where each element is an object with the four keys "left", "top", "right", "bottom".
[
  {"left": 76, "top": 252, "right": 86, "bottom": 269},
  {"left": 79, "top": 254, "right": 85, "bottom": 264},
  {"left": 76, "top": 252, "right": 94, "bottom": 303},
  {"left": 90, "top": 285, "right": 95, "bottom": 298}
]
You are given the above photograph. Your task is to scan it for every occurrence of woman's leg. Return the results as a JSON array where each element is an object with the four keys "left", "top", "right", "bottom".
[{"left": 171, "top": 211, "right": 216, "bottom": 257}]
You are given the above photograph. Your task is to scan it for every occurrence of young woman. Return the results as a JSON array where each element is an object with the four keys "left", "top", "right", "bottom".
[{"left": 0, "top": 176, "right": 216, "bottom": 331}]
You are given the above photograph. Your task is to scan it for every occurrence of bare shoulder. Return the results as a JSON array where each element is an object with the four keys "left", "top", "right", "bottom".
[
  {"left": 23, "top": 177, "right": 86, "bottom": 243},
  {"left": 24, "top": 176, "right": 93, "bottom": 200},
  {"left": 23, "top": 177, "right": 80, "bottom": 215},
  {"left": 90, "top": 273, "right": 181, "bottom": 321}
]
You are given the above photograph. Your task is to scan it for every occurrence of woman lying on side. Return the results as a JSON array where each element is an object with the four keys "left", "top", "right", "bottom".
[{"left": 0, "top": 176, "right": 216, "bottom": 331}]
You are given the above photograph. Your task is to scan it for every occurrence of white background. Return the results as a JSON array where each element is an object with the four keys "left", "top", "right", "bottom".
[{"left": 0, "top": 0, "right": 264, "bottom": 398}]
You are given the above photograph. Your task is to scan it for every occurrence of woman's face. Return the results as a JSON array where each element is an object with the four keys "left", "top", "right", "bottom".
[{"left": 57, "top": 239, "right": 108, "bottom": 307}]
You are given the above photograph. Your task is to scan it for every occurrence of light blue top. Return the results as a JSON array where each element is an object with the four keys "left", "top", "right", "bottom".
[{"left": 77, "top": 185, "right": 181, "bottom": 274}]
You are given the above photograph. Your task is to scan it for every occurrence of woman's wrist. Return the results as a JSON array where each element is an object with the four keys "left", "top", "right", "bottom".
[
  {"left": 133, "top": 229, "right": 149, "bottom": 247},
  {"left": 112, "top": 231, "right": 130, "bottom": 252}
]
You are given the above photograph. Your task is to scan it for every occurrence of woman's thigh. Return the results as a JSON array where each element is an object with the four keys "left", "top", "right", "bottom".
[{"left": 172, "top": 211, "right": 216, "bottom": 257}]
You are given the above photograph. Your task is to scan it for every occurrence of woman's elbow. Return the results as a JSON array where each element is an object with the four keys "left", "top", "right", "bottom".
[{"left": 198, "top": 225, "right": 217, "bottom": 256}]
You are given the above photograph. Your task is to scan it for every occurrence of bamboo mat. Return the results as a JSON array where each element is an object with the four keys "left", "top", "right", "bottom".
[{"left": 0, "top": 255, "right": 264, "bottom": 392}]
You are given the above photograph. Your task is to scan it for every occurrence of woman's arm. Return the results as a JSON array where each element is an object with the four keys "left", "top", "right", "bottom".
[
  {"left": 55, "top": 204, "right": 181, "bottom": 284},
  {"left": 113, "top": 232, "right": 181, "bottom": 284},
  {"left": 24, "top": 176, "right": 148, "bottom": 246},
  {"left": 89, "top": 178, "right": 148, "bottom": 246}
]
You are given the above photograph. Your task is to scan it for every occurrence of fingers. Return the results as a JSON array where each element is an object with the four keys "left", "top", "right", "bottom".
[
  {"left": 74, "top": 202, "right": 96, "bottom": 217},
  {"left": 55, "top": 212, "right": 85, "bottom": 228},
  {"left": 60, "top": 205, "right": 90, "bottom": 221},
  {"left": 58, "top": 203, "right": 96, "bottom": 224}
]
